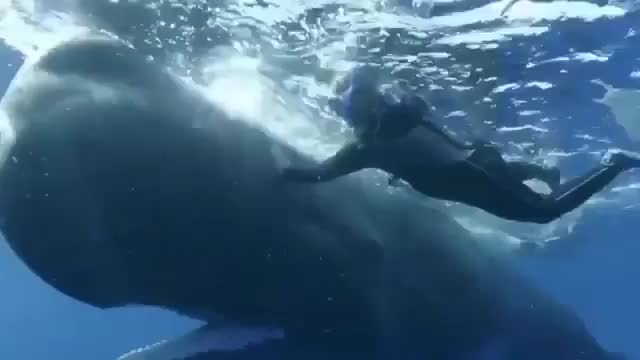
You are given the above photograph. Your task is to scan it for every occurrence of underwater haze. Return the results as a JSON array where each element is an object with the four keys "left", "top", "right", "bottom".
[{"left": 1, "top": 0, "right": 640, "bottom": 359}]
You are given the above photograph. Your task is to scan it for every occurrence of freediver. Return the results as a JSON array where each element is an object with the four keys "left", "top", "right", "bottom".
[{"left": 279, "top": 65, "right": 640, "bottom": 224}]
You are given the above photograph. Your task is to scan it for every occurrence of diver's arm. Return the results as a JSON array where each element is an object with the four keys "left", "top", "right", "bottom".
[{"left": 280, "top": 142, "right": 370, "bottom": 183}]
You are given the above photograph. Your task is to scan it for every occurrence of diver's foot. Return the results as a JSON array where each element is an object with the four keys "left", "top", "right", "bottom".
[{"left": 602, "top": 149, "right": 640, "bottom": 169}]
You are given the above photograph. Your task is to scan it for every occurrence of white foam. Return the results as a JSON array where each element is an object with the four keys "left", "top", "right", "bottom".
[
  {"left": 497, "top": 124, "right": 549, "bottom": 133},
  {"left": 435, "top": 26, "right": 549, "bottom": 45},
  {"left": 501, "top": 0, "right": 624, "bottom": 22},
  {"left": 525, "top": 81, "right": 553, "bottom": 90}
]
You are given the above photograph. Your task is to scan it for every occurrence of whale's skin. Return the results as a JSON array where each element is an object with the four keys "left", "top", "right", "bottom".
[{"left": 0, "top": 37, "right": 620, "bottom": 359}]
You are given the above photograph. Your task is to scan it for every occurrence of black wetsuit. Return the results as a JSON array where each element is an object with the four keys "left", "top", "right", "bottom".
[{"left": 281, "top": 94, "right": 639, "bottom": 224}]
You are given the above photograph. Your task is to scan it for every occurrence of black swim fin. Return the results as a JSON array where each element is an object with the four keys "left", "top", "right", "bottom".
[
  {"left": 500, "top": 0, "right": 521, "bottom": 16},
  {"left": 603, "top": 149, "right": 640, "bottom": 169}
]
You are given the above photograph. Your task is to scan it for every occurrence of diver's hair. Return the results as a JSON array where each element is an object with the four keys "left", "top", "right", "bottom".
[
  {"left": 349, "top": 65, "right": 381, "bottom": 89},
  {"left": 332, "top": 64, "right": 382, "bottom": 94}
]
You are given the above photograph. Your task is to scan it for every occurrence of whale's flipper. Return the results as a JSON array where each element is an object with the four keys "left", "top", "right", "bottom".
[{"left": 117, "top": 324, "right": 285, "bottom": 360}]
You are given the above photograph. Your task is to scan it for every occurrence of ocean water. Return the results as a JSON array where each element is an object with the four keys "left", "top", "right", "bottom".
[{"left": 0, "top": 0, "right": 639, "bottom": 359}]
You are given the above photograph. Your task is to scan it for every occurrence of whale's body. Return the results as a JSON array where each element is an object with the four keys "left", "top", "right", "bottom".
[{"left": 0, "top": 37, "right": 620, "bottom": 359}]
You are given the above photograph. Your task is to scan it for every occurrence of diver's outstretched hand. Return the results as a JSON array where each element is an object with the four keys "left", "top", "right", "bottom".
[
  {"left": 388, "top": 175, "right": 403, "bottom": 187},
  {"left": 271, "top": 145, "right": 294, "bottom": 183},
  {"left": 271, "top": 145, "right": 291, "bottom": 171}
]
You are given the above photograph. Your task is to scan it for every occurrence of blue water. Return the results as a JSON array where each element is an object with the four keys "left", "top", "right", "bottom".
[
  {"left": 1, "top": 1, "right": 640, "bottom": 359},
  {"left": 521, "top": 210, "right": 640, "bottom": 358}
]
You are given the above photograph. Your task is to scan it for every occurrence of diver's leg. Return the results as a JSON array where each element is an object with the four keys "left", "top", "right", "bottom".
[
  {"left": 444, "top": 150, "right": 639, "bottom": 223},
  {"left": 449, "top": 160, "right": 551, "bottom": 222},
  {"left": 541, "top": 150, "right": 640, "bottom": 219},
  {"left": 505, "top": 161, "right": 561, "bottom": 191},
  {"left": 280, "top": 141, "right": 370, "bottom": 183},
  {"left": 417, "top": 150, "right": 549, "bottom": 222}
]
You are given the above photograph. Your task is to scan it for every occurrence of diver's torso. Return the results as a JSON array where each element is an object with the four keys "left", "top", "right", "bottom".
[
  {"left": 372, "top": 125, "right": 472, "bottom": 171},
  {"left": 366, "top": 125, "right": 473, "bottom": 201}
]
